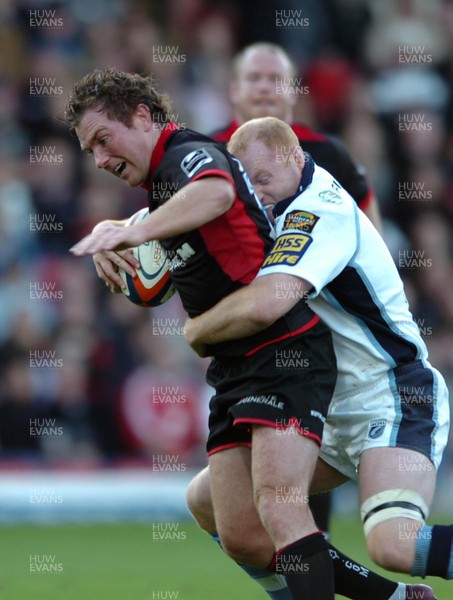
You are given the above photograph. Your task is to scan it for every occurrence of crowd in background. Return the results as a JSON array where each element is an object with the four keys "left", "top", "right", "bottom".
[{"left": 0, "top": 0, "right": 452, "bottom": 484}]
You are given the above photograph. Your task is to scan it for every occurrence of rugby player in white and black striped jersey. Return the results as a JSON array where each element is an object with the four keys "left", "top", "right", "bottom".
[{"left": 185, "top": 117, "right": 448, "bottom": 600}]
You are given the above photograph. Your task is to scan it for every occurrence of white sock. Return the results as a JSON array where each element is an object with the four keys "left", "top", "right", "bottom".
[{"left": 389, "top": 582, "right": 407, "bottom": 600}]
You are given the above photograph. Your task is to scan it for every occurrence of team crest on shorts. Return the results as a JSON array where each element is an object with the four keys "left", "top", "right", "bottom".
[{"left": 367, "top": 419, "right": 387, "bottom": 439}]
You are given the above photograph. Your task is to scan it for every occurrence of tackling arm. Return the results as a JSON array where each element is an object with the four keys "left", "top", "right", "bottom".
[
  {"left": 362, "top": 193, "right": 382, "bottom": 232},
  {"left": 184, "top": 273, "right": 311, "bottom": 353}
]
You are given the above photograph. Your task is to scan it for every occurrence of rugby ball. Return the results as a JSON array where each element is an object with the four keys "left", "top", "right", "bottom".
[{"left": 118, "top": 208, "right": 176, "bottom": 307}]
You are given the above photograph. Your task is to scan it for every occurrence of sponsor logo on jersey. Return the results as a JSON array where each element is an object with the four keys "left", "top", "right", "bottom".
[
  {"left": 319, "top": 190, "right": 343, "bottom": 204},
  {"left": 262, "top": 233, "right": 312, "bottom": 267},
  {"left": 283, "top": 210, "right": 319, "bottom": 232},
  {"left": 167, "top": 242, "right": 195, "bottom": 271},
  {"left": 367, "top": 419, "right": 387, "bottom": 440},
  {"left": 181, "top": 148, "right": 213, "bottom": 178},
  {"left": 176, "top": 242, "right": 195, "bottom": 262}
]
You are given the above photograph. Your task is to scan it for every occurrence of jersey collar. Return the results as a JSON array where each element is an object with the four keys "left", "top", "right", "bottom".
[
  {"left": 272, "top": 152, "right": 315, "bottom": 218},
  {"left": 141, "top": 122, "right": 179, "bottom": 190},
  {"left": 226, "top": 119, "right": 240, "bottom": 135}
]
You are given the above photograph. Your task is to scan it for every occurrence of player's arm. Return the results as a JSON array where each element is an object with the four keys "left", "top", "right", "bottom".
[
  {"left": 362, "top": 193, "right": 382, "bottom": 231},
  {"left": 184, "top": 273, "right": 311, "bottom": 354},
  {"left": 70, "top": 177, "right": 235, "bottom": 256}
]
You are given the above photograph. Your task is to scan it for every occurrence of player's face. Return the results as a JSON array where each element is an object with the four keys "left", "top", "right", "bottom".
[
  {"left": 231, "top": 50, "right": 296, "bottom": 124},
  {"left": 77, "top": 105, "right": 156, "bottom": 187},
  {"left": 236, "top": 140, "right": 303, "bottom": 220}
]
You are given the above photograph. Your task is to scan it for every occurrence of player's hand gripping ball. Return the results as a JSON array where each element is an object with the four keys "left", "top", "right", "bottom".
[{"left": 118, "top": 208, "right": 176, "bottom": 307}]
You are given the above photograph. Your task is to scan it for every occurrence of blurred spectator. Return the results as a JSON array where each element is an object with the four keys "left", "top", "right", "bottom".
[{"left": 1, "top": 0, "right": 451, "bottom": 472}]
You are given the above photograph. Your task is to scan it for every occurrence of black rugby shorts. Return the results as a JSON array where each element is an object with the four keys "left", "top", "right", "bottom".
[{"left": 206, "top": 319, "right": 337, "bottom": 455}]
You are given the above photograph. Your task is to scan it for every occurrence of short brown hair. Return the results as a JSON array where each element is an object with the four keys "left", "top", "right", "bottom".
[
  {"left": 64, "top": 68, "right": 172, "bottom": 131},
  {"left": 228, "top": 116, "right": 299, "bottom": 155}
]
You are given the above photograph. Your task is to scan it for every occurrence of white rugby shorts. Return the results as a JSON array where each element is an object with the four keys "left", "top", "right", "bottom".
[{"left": 319, "top": 360, "right": 450, "bottom": 480}]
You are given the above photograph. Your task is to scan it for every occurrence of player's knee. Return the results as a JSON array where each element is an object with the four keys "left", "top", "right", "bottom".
[
  {"left": 185, "top": 471, "right": 216, "bottom": 534},
  {"left": 254, "top": 482, "right": 311, "bottom": 536},
  {"left": 254, "top": 482, "right": 278, "bottom": 521},
  {"left": 361, "top": 488, "right": 429, "bottom": 573},
  {"left": 219, "top": 526, "right": 271, "bottom": 567},
  {"left": 366, "top": 523, "right": 414, "bottom": 572},
  {"left": 367, "top": 540, "right": 402, "bottom": 572}
]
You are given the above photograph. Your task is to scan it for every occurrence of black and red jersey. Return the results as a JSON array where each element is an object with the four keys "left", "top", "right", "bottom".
[
  {"left": 211, "top": 120, "right": 373, "bottom": 211},
  {"left": 146, "top": 123, "right": 319, "bottom": 357}
]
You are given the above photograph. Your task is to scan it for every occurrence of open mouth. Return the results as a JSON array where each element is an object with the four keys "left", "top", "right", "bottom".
[{"left": 114, "top": 162, "right": 126, "bottom": 176}]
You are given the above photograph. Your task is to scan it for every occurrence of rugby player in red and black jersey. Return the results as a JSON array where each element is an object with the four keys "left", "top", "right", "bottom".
[
  {"left": 66, "top": 68, "right": 415, "bottom": 600},
  {"left": 210, "top": 43, "right": 381, "bottom": 231}
]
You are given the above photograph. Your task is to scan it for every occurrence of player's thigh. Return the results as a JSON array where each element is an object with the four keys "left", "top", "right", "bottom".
[
  {"left": 251, "top": 424, "right": 320, "bottom": 495},
  {"left": 359, "top": 446, "right": 436, "bottom": 507},
  {"left": 311, "top": 458, "right": 350, "bottom": 494},
  {"left": 208, "top": 446, "right": 262, "bottom": 540},
  {"left": 359, "top": 446, "right": 436, "bottom": 570}
]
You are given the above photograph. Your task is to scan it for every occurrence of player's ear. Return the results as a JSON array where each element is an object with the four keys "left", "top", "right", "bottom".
[
  {"left": 133, "top": 103, "right": 153, "bottom": 131},
  {"left": 294, "top": 146, "right": 305, "bottom": 170}
]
